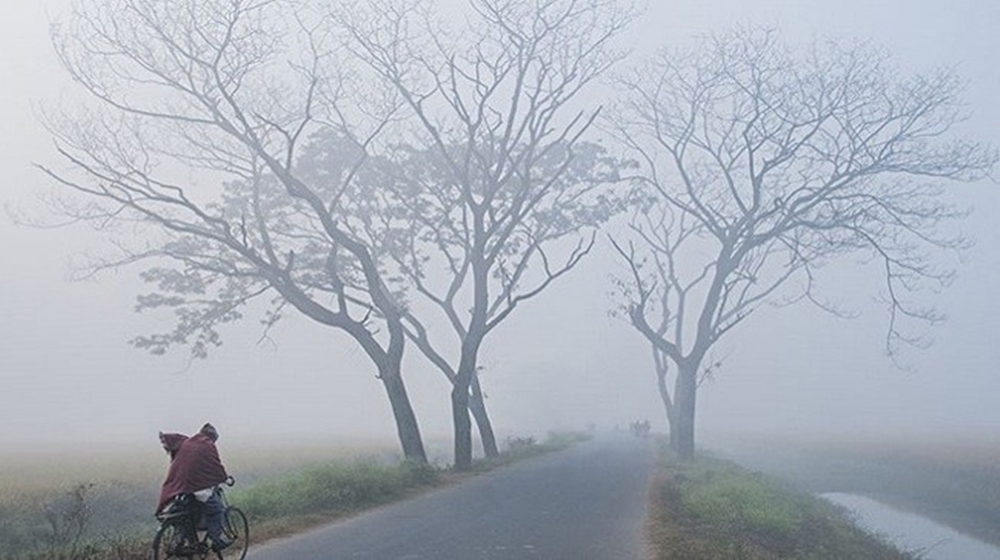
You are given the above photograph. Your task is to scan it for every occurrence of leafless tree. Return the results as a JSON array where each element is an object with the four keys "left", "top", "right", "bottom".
[
  {"left": 609, "top": 28, "right": 996, "bottom": 459},
  {"left": 337, "top": 0, "right": 634, "bottom": 469},
  {"left": 38, "top": 0, "right": 429, "bottom": 461}
]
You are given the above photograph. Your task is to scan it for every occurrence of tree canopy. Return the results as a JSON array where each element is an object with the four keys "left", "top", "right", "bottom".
[{"left": 610, "top": 28, "right": 996, "bottom": 458}]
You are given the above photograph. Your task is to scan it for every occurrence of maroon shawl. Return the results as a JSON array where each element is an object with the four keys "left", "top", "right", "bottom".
[{"left": 156, "top": 433, "right": 229, "bottom": 513}]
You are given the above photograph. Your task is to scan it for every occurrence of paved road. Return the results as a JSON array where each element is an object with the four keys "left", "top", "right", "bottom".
[{"left": 247, "top": 436, "right": 655, "bottom": 560}]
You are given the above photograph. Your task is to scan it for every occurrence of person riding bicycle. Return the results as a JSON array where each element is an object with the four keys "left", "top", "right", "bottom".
[{"left": 157, "top": 423, "right": 232, "bottom": 552}]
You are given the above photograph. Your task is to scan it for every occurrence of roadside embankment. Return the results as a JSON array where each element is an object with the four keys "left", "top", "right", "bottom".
[
  {"left": 646, "top": 442, "right": 914, "bottom": 559},
  {"left": 711, "top": 435, "right": 1000, "bottom": 549}
]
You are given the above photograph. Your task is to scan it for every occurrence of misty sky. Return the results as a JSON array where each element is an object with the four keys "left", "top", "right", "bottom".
[{"left": 1, "top": 0, "right": 998, "bottom": 451}]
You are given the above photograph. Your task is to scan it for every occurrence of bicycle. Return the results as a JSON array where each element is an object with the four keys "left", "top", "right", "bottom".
[{"left": 152, "top": 476, "right": 249, "bottom": 560}]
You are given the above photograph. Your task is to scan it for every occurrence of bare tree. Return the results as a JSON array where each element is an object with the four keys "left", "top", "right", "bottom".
[
  {"left": 609, "top": 28, "right": 996, "bottom": 459},
  {"left": 336, "top": 0, "right": 633, "bottom": 470},
  {"left": 38, "top": 0, "right": 429, "bottom": 461}
]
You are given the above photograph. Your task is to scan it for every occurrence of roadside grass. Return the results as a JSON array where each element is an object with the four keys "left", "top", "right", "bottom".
[
  {"left": 715, "top": 434, "right": 1000, "bottom": 548},
  {"left": 0, "top": 432, "right": 585, "bottom": 559},
  {"left": 232, "top": 458, "right": 441, "bottom": 543},
  {"left": 237, "top": 459, "right": 439, "bottom": 517},
  {"left": 647, "top": 446, "right": 915, "bottom": 559}
]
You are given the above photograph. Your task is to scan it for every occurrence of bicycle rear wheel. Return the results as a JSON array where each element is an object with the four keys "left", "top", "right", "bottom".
[
  {"left": 152, "top": 521, "right": 188, "bottom": 560},
  {"left": 215, "top": 507, "right": 249, "bottom": 560}
]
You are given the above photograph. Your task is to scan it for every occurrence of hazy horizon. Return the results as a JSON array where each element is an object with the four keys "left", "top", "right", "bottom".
[{"left": 1, "top": 0, "right": 998, "bottom": 455}]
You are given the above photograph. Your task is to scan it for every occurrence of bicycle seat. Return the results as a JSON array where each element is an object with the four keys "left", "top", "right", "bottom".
[{"left": 156, "top": 494, "right": 197, "bottom": 521}]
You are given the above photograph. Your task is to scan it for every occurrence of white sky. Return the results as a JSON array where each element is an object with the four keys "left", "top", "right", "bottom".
[{"left": 1, "top": 0, "right": 998, "bottom": 452}]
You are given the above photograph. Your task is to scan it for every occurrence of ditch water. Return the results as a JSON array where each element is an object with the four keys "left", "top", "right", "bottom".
[{"left": 821, "top": 493, "right": 1000, "bottom": 560}]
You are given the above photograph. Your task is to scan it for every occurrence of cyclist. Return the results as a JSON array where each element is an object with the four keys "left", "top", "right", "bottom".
[{"left": 156, "top": 422, "right": 232, "bottom": 552}]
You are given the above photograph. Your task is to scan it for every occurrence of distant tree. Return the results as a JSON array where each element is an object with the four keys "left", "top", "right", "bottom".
[
  {"left": 609, "top": 28, "right": 996, "bottom": 459},
  {"left": 39, "top": 0, "right": 429, "bottom": 461},
  {"left": 337, "top": 0, "right": 633, "bottom": 469}
]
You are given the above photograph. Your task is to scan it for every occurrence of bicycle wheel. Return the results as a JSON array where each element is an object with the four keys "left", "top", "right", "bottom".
[
  {"left": 215, "top": 507, "right": 249, "bottom": 560},
  {"left": 152, "top": 520, "right": 188, "bottom": 560}
]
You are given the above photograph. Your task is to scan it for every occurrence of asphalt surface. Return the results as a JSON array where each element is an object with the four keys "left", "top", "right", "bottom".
[{"left": 246, "top": 435, "right": 655, "bottom": 560}]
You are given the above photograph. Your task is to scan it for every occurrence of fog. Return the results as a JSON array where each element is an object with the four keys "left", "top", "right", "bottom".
[{"left": 1, "top": 0, "right": 998, "bottom": 453}]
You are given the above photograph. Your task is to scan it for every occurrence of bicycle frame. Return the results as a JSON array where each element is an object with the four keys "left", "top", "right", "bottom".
[{"left": 154, "top": 484, "right": 247, "bottom": 560}]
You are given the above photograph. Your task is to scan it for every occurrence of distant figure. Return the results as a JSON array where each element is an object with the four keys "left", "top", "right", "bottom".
[
  {"left": 629, "top": 419, "right": 651, "bottom": 439},
  {"left": 157, "top": 423, "right": 232, "bottom": 552}
]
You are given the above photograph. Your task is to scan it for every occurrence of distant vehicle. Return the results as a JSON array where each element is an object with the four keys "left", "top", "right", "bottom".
[{"left": 152, "top": 476, "right": 248, "bottom": 560}]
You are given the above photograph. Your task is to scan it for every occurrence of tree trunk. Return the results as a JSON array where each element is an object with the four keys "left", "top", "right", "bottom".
[
  {"left": 673, "top": 361, "right": 699, "bottom": 460},
  {"left": 655, "top": 364, "right": 677, "bottom": 451},
  {"left": 452, "top": 331, "right": 485, "bottom": 471},
  {"left": 378, "top": 363, "right": 427, "bottom": 463},
  {"left": 452, "top": 380, "right": 473, "bottom": 470},
  {"left": 470, "top": 374, "right": 499, "bottom": 458}
]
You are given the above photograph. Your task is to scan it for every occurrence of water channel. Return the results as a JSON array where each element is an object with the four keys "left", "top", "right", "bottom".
[{"left": 822, "top": 493, "right": 1000, "bottom": 560}]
